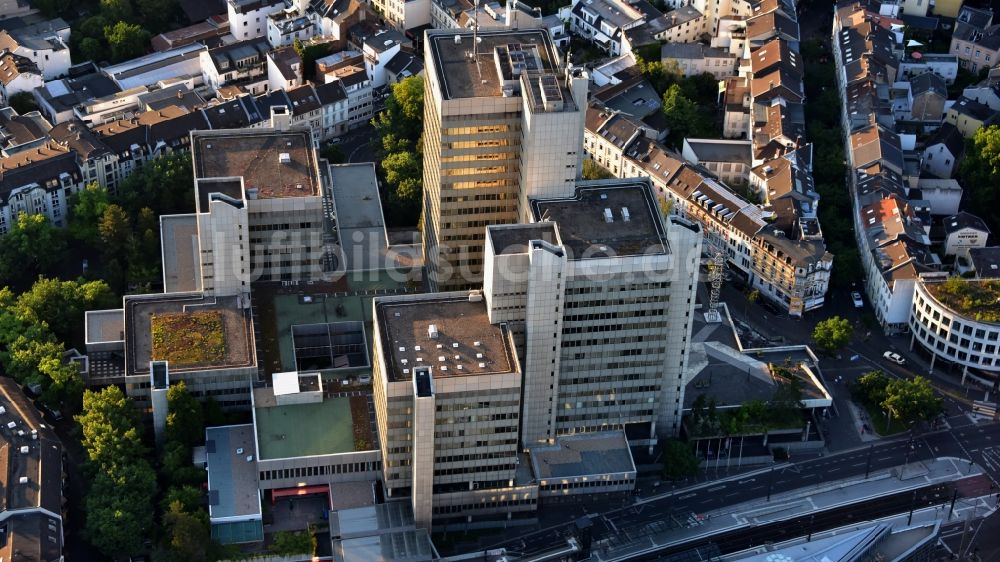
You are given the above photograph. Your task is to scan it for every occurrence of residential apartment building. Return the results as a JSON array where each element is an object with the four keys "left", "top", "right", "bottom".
[
  {"left": 950, "top": 5, "right": 1000, "bottom": 73},
  {"left": 834, "top": 1, "right": 946, "bottom": 333},
  {"left": 421, "top": 28, "right": 587, "bottom": 291},
  {"left": 318, "top": 51, "right": 374, "bottom": 129},
  {"left": 0, "top": 52, "right": 41, "bottom": 101},
  {"left": 661, "top": 41, "right": 736, "bottom": 79},
  {"left": 228, "top": 0, "right": 287, "bottom": 40},
  {"left": 371, "top": 0, "right": 430, "bottom": 30},
  {"left": 569, "top": 0, "right": 649, "bottom": 57},
  {"left": 200, "top": 38, "right": 271, "bottom": 95},
  {"left": 0, "top": 17, "right": 71, "bottom": 79}
]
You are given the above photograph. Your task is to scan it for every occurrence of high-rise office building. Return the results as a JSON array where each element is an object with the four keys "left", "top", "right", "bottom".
[
  {"left": 370, "top": 292, "right": 537, "bottom": 531},
  {"left": 483, "top": 179, "right": 703, "bottom": 446},
  {"left": 421, "top": 28, "right": 587, "bottom": 291}
]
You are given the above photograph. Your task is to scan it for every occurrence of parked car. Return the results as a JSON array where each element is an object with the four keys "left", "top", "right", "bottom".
[
  {"left": 883, "top": 351, "right": 906, "bottom": 365},
  {"left": 851, "top": 291, "right": 864, "bottom": 308}
]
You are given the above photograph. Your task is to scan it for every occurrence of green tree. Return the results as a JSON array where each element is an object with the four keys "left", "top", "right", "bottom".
[
  {"left": 100, "top": 0, "right": 133, "bottom": 22},
  {"left": 661, "top": 439, "right": 700, "bottom": 480},
  {"left": 882, "top": 376, "right": 942, "bottom": 425},
  {"left": 85, "top": 464, "right": 157, "bottom": 557},
  {"left": 8, "top": 92, "right": 38, "bottom": 115},
  {"left": 812, "top": 315, "right": 853, "bottom": 354},
  {"left": 166, "top": 382, "right": 205, "bottom": 448},
  {"left": 161, "top": 485, "right": 205, "bottom": 514},
  {"left": 270, "top": 529, "right": 317, "bottom": 556},
  {"left": 105, "top": 21, "right": 149, "bottom": 63},
  {"left": 959, "top": 125, "right": 1000, "bottom": 234},
  {"left": 15, "top": 277, "right": 115, "bottom": 343},
  {"left": 371, "top": 75, "right": 425, "bottom": 226},
  {"left": 582, "top": 158, "right": 614, "bottom": 180},
  {"left": 116, "top": 152, "right": 194, "bottom": 216},
  {"left": 0, "top": 214, "right": 67, "bottom": 283},
  {"left": 162, "top": 500, "right": 210, "bottom": 562},
  {"left": 854, "top": 370, "right": 890, "bottom": 405},
  {"left": 136, "top": 0, "right": 180, "bottom": 33},
  {"left": 78, "top": 37, "right": 107, "bottom": 63},
  {"left": 292, "top": 38, "right": 332, "bottom": 81},
  {"left": 662, "top": 84, "right": 710, "bottom": 148},
  {"left": 32, "top": 0, "right": 70, "bottom": 17},
  {"left": 69, "top": 183, "right": 111, "bottom": 244},
  {"left": 76, "top": 386, "right": 147, "bottom": 467},
  {"left": 98, "top": 203, "right": 131, "bottom": 258}
]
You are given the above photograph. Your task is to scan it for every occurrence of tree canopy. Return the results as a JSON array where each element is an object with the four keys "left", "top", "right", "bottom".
[
  {"left": 583, "top": 158, "right": 614, "bottom": 180},
  {"left": 661, "top": 439, "right": 700, "bottom": 481},
  {"left": 372, "top": 75, "right": 425, "bottom": 226},
  {"left": 812, "top": 316, "right": 853, "bottom": 354},
  {"left": 104, "top": 21, "right": 150, "bottom": 63},
  {"left": 959, "top": 124, "right": 1000, "bottom": 235},
  {"left": 76, "top": 386, "right": 156, "bottom": 557}
]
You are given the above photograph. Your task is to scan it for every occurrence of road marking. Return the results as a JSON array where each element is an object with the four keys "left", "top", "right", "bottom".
[
  {"left": 851, "top": 462, "right": 865, "bottom": 467},
  {"left": 677, "top": 493, "right": 696, "bottom": 500},
  {"left": 738, "top": 478, "right": 756, "bottom": 484},
  {"left": 707, "top": 486, "right": 726, "bottom": 492}
]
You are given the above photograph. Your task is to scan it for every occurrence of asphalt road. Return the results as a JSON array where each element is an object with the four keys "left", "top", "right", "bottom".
[{"left": 473, "top": 424, "right": 1000, "bottom": 558}]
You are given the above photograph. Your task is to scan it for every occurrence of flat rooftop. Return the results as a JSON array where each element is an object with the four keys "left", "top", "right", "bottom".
[
  {"left": 205, "top": 425, "right": 261, "bottom": 520},
  {"left": 85, "top": 308, "right": 125, "bottom": 345},
  {"left": 192, "top": 129, "right": 319, "bottom": 199},
  {"left": 160, "top": 214, "right": 202, "bottom": 293},
  {"left": 530, "top": 431, "right": 635, "bottom": 479},
  {"left": 375, "top": 294, "right": 516, "bottom": 383},
  {"left": 252, "top": 389, "right": 363, "bottom": 459},
  {"left": 428, "top": 28, "right": 559, "bottom": 99},
  {"left": 124, "top": 293, "right": 255, "bottom": 375},
  {"left": 330, "top": 164, "right": 394, "bottom": 272},
  {"left": 530, "top": 180, "right": 668, "bottom": 259},
  {"left": 488, "top": 223, "right": 559, "bottom": 255},
  {"left": 0, "top": 378, "right": 62, "bottom": 516}
]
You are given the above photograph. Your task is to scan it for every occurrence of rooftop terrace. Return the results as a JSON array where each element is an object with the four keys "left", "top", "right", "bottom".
[
  {"left": 375, "top": 293, "right": 516, "bottom": 383},
  {"left": 530, "top": 180, "right": 668, "bottom": 259},
  {"left": 192, "top": 129, "right": 319, "bottom": 199}
]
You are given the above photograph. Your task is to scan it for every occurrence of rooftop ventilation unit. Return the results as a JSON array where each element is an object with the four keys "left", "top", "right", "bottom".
[
  {"left": 604, "top": 208, "right": 614, "bottom": 223},
  {"left": 428, "top": 324, "right": 439, "bottom": 339},
  {"left": 452, "top": 342, "right": 459, "bottom": 348},
  {"left": 479, "top": 362, "right": 486, "bottom": 368},
  {"left": 0, "top": 406, "right": 5, "bottom": 415},
  {"left": 474, "top": 341, "right": 482, "bottom": 346},
  {"left": 622, "top": 207, "right": 630, "bottom": 222},
  {"left": 279, "top": 152, "right": 291, "bottom": 164},
  {"left": 19, "top": 477, "right": 27, "bottom": 484},
  {"left": 20, "top": 446, "right": 28, "bottom": 454}
]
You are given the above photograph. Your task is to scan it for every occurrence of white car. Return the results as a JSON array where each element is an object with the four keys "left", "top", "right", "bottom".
[
  {"left": 883, "top": 351, "right": 906, "bottom": 365},
  {"left": 851, "top": 291, "right": 864, "bottom": 308}
]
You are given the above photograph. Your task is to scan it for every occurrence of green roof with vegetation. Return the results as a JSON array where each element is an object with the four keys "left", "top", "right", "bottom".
[
  {"left": 151, "top": 311, "right": 226, "bottom": 367},
  {"left": 927, "top": 277, "right": 1000, "bottom": 323}
]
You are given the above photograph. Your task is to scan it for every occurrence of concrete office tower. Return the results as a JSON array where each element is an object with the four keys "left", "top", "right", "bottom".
[
  {"left": 422, "top": 28, "right": 588, "bottom": 291},
  {"left": 371, "top": 292, "right": 536, "bottom": 531},
  {"left": 483, "top": 179, "right": 702, "bottom": 446},
  {"left": 191, "top": 128, "right": 328, "bottom": 291}
]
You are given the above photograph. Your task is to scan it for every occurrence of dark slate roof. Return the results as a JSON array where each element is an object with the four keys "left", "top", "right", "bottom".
[
  {"left": 315, "top": 80, "right": 348, "bottom": 105},
  {"left": 910, "top": 72, "right": 946, "bottom": 98},
  {"left": 970, "top": 246, "right": 1000, "bottom": 278},
  {"left": 924, "top": 123, "right": 964, "bottom": 159},
  {"left": 944, "top": 211, "right": 990, "bottom": 235},
  {"left": 949, "top": 96, "right": 995, "bottom": 121}
]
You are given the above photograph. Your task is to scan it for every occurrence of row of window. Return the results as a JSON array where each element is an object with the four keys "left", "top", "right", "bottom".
[{"left": 258, "top": 461, "right": 379, "bottom": 481}]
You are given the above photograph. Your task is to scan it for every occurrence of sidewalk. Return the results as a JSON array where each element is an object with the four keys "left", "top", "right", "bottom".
[{"left": 591, "top": 458, "right": 990, "bottom": 562}]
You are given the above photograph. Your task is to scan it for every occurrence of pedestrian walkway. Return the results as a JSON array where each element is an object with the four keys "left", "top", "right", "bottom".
[{"left": 845, "top": 399, "right": 882, "bottom": 443}]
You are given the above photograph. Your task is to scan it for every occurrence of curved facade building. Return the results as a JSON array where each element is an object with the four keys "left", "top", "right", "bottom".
[{"left": 909, "top": 279, "right": 1000, "bottom": 377}]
